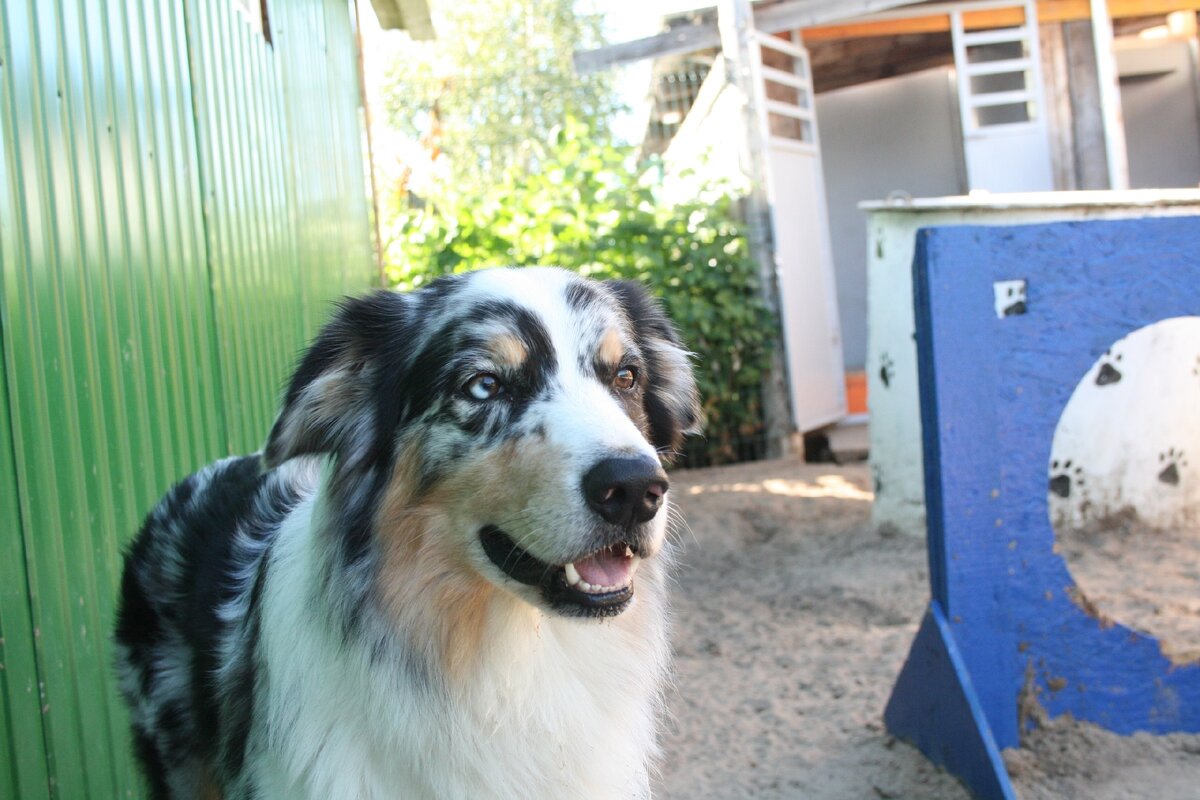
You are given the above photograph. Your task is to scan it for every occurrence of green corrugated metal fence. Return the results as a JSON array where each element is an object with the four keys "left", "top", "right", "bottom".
[{"left": 0, "top": 0, "right": 377, "bottom": 796}]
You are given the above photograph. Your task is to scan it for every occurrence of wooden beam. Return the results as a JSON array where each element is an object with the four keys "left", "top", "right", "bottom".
[
  {"left": 808, "top": 33, "right": 955, "bottom": 92},
  {"left": 574, "top": 0, "right": 920, "bottom": 74},
  {"left": 1039, "top": 21, "right": 1078, "bottom": 189},
  {"left": 574, "top": 22, "right": 723, "bottom": 74},
  {"left": 801, "top": 0, "right": 1200, "bottom": 42},
  {"left": 1064, "top": 19, "right": 1111, "bottom": 188},
  {"left": 576, "top": 0, "right": 1200, "bottom": 73},
  {"left": 367, "top": 0, "right": 435, "bottom": 39},
  {"left": 803, "top": 16, "right": 952, "bottom": 40},
  {"left": 752, "top": 0, "right": 923, "bottom": 31}
]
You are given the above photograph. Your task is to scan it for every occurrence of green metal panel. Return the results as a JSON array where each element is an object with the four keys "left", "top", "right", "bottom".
[
  {"left": 186, "top": 0, "right": 376, "bottom": 454},
  {"left": 275, "top": 0, "right": 377, "bottom": 333},
  {"left": 186, "top": 0, "right": 300, "bottom": 453},
  {"left": 0, "top": 308, "right": 51, "bottom": 800},
  {"left": 0, "top": 0, "right": 224, "bottom": 795},
  {"left": 0, "top": 0, "right": 376, "bottom": 795}
]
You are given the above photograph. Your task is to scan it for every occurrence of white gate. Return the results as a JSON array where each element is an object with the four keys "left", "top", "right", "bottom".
[
  {"left": 750, "top": 28, "right": 847, "bottom": 432},
  {"left": 951, "top": 0, "right": 1055, "bottom": 192}
]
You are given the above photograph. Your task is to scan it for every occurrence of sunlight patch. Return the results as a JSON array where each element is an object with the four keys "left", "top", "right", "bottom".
[{"left": 685, "top": 474, "right": 873, "bottom": 501}]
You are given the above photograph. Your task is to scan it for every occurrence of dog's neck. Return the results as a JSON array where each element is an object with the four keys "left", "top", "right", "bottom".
[{"left": 259, "top": 478, "right": 670, "bottom": 798}]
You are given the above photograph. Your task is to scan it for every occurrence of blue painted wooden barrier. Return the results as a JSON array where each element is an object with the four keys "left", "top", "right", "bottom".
[{"left": 884, "top": 217, "right": 1200, "bottom": 800}]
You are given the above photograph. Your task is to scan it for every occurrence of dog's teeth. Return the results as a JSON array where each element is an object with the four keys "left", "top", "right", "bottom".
[
  {"left": 624, "top": 545, "right": 633, "bottom": 558},
  {"left": 566, "top": 558, "right": 638, "bottom": 594}
]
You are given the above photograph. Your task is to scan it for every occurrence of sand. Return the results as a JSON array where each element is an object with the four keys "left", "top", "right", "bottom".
[
  {"left": 1056, "top": 510, "right": 1200, "bottom": 664},
  {"left": 653, "top": 457, "right": 1200, "bottom": 799}
]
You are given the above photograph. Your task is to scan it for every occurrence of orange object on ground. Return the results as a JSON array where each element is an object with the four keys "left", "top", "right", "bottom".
[{"left": 845, "top": 371, "right": 868, "bottom": 415}]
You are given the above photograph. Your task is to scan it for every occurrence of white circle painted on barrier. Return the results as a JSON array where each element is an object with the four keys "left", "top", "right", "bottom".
[{"left": 1049, "top": 316, "right": 1200, "bottom": 664}]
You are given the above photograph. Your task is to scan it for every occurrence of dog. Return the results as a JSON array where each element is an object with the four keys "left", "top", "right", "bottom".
[{"left": 114, "top": 267, "right": 702, "bottom": 799}]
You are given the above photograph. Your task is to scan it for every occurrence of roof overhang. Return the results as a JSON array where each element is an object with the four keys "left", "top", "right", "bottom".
[
  {"left": 574, "top": 0, "right": 923, "bottom": 73},
  {"left": 368, "top": 0, "right": 436, "bottom": 39},
  {"left": 577, "top": 0, "right": 1200, "bottom": 76}
]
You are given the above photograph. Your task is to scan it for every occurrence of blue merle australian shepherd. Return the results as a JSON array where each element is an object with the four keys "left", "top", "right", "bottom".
[{"left": 114, "top": 268, "right": 701, "bottom": 799}]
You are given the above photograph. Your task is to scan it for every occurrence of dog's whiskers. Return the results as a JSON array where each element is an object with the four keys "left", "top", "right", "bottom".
[{"left": 665, "top": 504, "right": 697, "bottom": 546}]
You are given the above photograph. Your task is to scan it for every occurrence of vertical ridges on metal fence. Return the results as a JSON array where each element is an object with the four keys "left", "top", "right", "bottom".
[{"left": 0, "top": 0, "right": 376, "bottom": 796}]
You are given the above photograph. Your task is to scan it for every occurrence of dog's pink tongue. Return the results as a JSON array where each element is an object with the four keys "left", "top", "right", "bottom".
[{"left": 575, "top": 545, "right": 633, "bottom": 587}]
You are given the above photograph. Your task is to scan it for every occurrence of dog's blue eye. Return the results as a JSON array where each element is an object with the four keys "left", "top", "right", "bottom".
[{"left": 465, "top": 373, "right": 503, "bottom": 401}]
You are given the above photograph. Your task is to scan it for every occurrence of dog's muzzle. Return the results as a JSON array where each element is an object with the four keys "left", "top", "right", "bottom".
[{"left": 480, "top": 456, "right": 668, "bottom": 617}]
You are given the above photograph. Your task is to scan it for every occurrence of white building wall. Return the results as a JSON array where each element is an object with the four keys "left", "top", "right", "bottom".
[
  {"left": 816, "top": 67, "right": 965, "bottom": 372},
  {"left": 1117, "top": 37, "right": 1200, "bottom": 190}
]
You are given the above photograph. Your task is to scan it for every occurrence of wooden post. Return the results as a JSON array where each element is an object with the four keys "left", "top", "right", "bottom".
[
  {"left": 717, "top": 0, "right": 796, "bottom": 458},
  {"left": 1063, "top": 19, "right": 1110, "bottom": 189},
  {"left": 1040, "top": 22, "right": 1079, "bottom": 190}
]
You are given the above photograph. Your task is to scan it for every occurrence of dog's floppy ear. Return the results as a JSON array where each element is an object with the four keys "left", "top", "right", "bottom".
[
  {"left": 604, "top": 280, "right": 703, "bottom": 460},
  {"left": 263, "top": 291, "right": 407, "bottom": 470}
]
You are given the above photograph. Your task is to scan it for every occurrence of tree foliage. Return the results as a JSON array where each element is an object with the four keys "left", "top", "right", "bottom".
[
  {"left": 387, "top": 122, "right": 775, "bottom": 465},
  {"left": 380, "top": 0, "right": 621, "bottom": 191}
]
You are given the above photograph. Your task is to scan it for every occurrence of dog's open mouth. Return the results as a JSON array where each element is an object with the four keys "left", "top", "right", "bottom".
[{"left": 479, "top": 525, "right": 639, "bottom": 616}]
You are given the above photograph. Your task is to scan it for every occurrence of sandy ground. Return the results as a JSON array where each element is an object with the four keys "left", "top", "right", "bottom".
[
  {"left": 653, "top": 457, "right": 1200, "bottom": 799},
  {"left": 1057, "top": 511, "right": 1200, "bottom": 664}
]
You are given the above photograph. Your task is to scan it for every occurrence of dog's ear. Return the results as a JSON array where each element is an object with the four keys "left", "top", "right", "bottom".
[
  {"left": 604, "top": 280, "right": 703, "bottom": 461},
  {"left": 263, "top": 291, "right": 407, "bottom": 470}
]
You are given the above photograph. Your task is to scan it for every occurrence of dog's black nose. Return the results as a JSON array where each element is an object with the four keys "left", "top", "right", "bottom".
[{"left": 582, "top": 456, "right": 669, "bottom": 527}]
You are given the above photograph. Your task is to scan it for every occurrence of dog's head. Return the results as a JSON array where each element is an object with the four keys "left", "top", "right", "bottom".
[{"left": 264, "top": 268, "right": 701, "bottom": 620}]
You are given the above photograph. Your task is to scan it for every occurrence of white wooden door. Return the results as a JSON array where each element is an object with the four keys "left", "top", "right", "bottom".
[
  {"left": 751, "top": 28, "right": 846, "bottom": 432},
  {"left": 951, "top": 0, "right": 1055, "bottom": 191}
]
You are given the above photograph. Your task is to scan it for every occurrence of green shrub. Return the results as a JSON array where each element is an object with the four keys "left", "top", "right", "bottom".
[{"left": 385, "top": 122, "right": 775, "bottom": 466}]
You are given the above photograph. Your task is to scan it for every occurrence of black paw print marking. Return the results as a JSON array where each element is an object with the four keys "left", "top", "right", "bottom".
[
  {"left": 1049, "top": 459, "right": 1084, "bottom": 499},
  {"left": 1095, "top": 349, "right": 1123, "bottom": 387},
  {"left": 879, "top": 353, "right": 895, "bottom": 389},
  {"left": 1158, "top": 448, "right": 1187, "bottom": 486},
  {"left": 992, "top": 279, "right": 1028, "bottom": 318},
  {"left": 1001, "top": 284, "right": 1026, "bottom": 317}
]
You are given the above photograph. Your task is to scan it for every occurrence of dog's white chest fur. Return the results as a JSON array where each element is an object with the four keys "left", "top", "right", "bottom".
[{"left": 250, "top": 498, "right": 670, "bottom": 800}]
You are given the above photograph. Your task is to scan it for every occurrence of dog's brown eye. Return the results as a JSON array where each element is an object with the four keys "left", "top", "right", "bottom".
[
  {"left": 465, "top": 373, "right": 503, "bottom": 401},
  {"left": 613, "top": 367, "right": 637, "bottom": 391}
]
